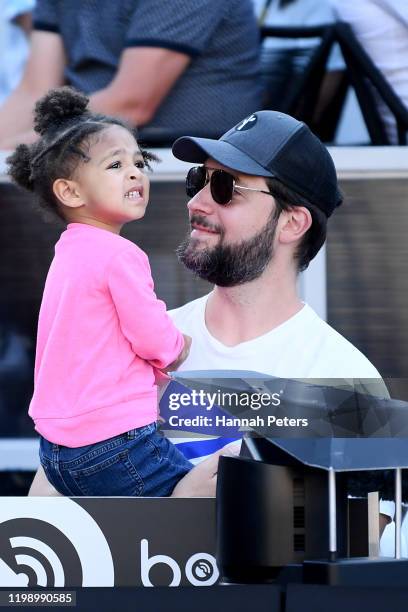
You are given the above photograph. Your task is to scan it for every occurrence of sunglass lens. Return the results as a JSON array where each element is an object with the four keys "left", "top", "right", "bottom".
[
  {"left": 186, "top": 166, "right": 206, "bottom": 198},
  {"left": 211, "top": 170, "right": 234, "bottom": 205}
]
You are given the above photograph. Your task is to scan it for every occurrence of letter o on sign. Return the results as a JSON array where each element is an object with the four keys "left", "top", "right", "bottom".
[{"left": 185, "top": 553, "right": 219, "bottom": 586}]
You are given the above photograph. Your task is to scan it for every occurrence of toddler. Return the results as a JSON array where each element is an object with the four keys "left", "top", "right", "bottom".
[{"left": 7, "top": 87, "right": 192, "bottom": 496}]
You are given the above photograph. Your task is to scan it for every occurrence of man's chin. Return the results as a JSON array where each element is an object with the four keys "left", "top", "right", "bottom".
[
  {"left": 177, "top": 240, "right": 213, "bottom": 272},
  {"left": 188, "top": 232, "right": 221, "bottom": 252},
  {"left": 179, "top": 236, "right": 214, "bottom": 255}
]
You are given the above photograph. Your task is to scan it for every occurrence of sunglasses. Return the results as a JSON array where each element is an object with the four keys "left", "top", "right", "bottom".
[{"left": 185, "top": 166, "right": 273, "bottom": 205}]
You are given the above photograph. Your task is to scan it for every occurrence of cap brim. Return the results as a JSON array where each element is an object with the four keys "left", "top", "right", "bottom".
[{"left": 172, "top": 136, "right": 274, "bottom": 178}]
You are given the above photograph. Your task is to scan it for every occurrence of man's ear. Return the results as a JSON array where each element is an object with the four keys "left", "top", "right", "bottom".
[
  {"left": 53, "top": 178, "right": 84, "bottom": 209},
  {"left": 278, "top": 206, "right": 312, "bottom": 245}
]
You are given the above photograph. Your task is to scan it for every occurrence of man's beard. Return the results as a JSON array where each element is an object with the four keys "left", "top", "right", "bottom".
[{"left": 176, "top": 212, "right": 279, "bottom": 287}]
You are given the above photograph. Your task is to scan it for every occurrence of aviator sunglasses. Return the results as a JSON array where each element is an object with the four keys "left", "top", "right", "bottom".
[{"left": 185, "top": 165, "right": 273, "bottom": 205}]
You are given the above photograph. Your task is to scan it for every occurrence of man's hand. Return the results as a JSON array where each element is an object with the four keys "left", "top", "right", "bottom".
[{"left": 171, "top": 441, "right": 241, "bottom": 498}]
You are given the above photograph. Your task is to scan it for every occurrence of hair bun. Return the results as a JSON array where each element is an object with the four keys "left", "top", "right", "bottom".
[
  {"left": 33, "top": 87, "right": 90, "bottom": 136},
  {"left": 7, "top": 144, "right": 35, "bottom": 191}
]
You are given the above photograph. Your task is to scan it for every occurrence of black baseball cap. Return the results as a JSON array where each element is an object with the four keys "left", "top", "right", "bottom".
[{"left": 172, "top": 111, "right": 343, "bottom": 217}]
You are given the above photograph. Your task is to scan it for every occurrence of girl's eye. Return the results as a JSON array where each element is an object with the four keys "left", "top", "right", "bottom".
[
  {"left": 108, "top": 161, "right": 121, "bottom": 169},
  {"left": 135, "top": 160, "right": 145, "bottom": 169}
]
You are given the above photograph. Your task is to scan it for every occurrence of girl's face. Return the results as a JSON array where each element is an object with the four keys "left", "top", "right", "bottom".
[{"left": 64, "top": 124, "right": 150, "bottom": 232}]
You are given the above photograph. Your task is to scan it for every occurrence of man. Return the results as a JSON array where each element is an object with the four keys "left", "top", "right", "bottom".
[
  {"left": 170, "top": 109, "right": 393, "bottom": 546},
  {"left": 0, "top": 0, "right": 261, "bottom": 149},
  {"left": 166, "top": 109, "right": 387, "bottom": 459},
  {"left": 30, "top": 110, "right": 389, "bottom": 508},
  {"left": 170, "top": 110, "right": 383, "bottom": 381}
]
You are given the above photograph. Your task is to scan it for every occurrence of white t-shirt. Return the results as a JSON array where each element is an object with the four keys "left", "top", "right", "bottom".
[
  {"left": 331, "top": 0, "right": 408, "bottom": 143},
  {"left": 167, "top": 292, "right": 387, "bottom": 458},
  {"left": 170, "top": 293, "right": 383, "bottom": 381},
  {"left": 169, "top": 293, "right": 393, "bottom": 546}
]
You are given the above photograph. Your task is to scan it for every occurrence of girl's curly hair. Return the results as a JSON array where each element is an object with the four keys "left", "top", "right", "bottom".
[{"left": 7, "top": 86, "right": 157, "bottom": 222}]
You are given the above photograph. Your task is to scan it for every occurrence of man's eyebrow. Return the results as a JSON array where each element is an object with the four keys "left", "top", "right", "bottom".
[
  {"left": 99, "top": 148, "right": 143, "bottom": 164},
  {"left": 206, "top": 165, "right": 251, "bottom": 185}
]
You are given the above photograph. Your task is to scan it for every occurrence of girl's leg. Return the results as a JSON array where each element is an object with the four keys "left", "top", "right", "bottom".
[
  {"left": 126, "top": 424, "right": 193, "bottom": 497},
  {"left": 39, "top": 433, "right": 145, "bottom": 496},
  {"left": 28, "top": 466, "right": 62, "bottom": 496},
  {"left": 38, "top": 425, "right": 192, "bottom": 497}
]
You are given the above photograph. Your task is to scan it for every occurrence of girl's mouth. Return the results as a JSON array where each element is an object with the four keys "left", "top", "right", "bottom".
[{"left": 124, "top": 186, "right": 144, "bottom": 200}]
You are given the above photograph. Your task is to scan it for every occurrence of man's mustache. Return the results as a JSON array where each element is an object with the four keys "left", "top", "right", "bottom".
[{"left": 189, "top": 214, "right": 223, "bottom": 235}]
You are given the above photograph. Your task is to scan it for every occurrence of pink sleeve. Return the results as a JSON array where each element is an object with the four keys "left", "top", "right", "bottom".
[{"left": 107, "top": 247, "right": 184, "bottom": 369}]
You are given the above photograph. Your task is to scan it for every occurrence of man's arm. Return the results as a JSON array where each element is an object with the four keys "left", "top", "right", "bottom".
[
  {"left": 171, "top": 443, "right": 241, "bottom": 498},
  {"left": 0, "top": 31, "right": 66, "bottom": 149},
  {"left": 89, "top": 47, "right": 191, "bottom": 127}
]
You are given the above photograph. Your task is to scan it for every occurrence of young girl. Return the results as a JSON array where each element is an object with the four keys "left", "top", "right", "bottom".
[{"left": 7, "top": 86, "right": 193, "bottom": 497}]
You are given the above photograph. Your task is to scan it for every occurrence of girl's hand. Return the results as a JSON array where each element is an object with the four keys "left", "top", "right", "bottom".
[{"left": 163, "top": 334, "right": 192, "bottom": 373}]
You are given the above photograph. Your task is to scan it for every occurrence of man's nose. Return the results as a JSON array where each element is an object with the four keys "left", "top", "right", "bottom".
[{"left": 187, "top": 186, "right": 216, "bottom": 215}]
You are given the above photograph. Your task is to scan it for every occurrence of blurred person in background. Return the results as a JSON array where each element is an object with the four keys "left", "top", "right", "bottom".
[
  {"left": 253, "top": 0, "right": 345, "bottom": 142},
  {"left": 0, "top": 0, "right": 261, "bottom": 149},
  {"left": 0, "top": 0, "right": 35, "bottom": 104},
  {"left": 331, "top": 0, "right": 408, "bottom": 144},
  {"left": 253, "top": 1, "right": 343, "bottom": 108}
]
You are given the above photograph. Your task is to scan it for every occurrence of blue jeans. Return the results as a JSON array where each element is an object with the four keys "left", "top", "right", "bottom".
[{"left": 39, "top": 423, "right": 192, "bottom": 497}]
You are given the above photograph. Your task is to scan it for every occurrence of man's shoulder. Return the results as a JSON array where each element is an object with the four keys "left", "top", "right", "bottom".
[{"left": 299, "top": 304, "right": 383, "bottom": 380}]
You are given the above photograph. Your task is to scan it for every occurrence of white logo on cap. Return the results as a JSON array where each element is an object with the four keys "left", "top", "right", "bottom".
[{"left": 236, "top": 114, "right": 257, "bottom": 131}]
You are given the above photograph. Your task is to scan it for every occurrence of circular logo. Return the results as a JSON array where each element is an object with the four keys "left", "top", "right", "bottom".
[
  {"left": 185, "top": 553, "right": 219, "bottom": 586},
  {"left": 0, "top": 498, "right": 114, "bottom": 587}
]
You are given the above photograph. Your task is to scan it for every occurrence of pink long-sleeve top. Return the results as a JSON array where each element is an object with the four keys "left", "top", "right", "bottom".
[{"left": 29, "top": 223, "right": 184, "bottom": 447}]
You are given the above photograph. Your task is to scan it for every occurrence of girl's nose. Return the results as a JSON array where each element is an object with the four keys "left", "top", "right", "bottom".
[{"left": 128, "top": 165, "right": 144, "bottom": 180}]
